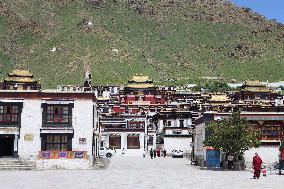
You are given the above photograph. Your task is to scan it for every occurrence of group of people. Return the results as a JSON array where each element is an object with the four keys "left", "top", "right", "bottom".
[
  {"left": 148, "top": 148, "right": 166, "bottom": 159},
  {"left": 252, "top": 148, "right": 284, "bottom": 178},
  {"left": 227, "top": 152, "right": 265, "bottom": 179},
  {"left": 278, "top": 142, "right": 284, "bottom": 175},
  {"left": 225, "top": 146, "right": 284, "bottom": 179}
]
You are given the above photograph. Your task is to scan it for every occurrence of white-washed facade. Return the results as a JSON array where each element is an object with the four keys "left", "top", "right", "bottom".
[{"left": 0, "top": 90, "right": 99, "bottom": 169}]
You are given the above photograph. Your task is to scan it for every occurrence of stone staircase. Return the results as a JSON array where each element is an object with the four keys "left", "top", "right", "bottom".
[
  {"left": 0, "top": 158, "right": 35, "bottom": 170},
  {"left": 93, "top": 158, "right": 110, "bottom": 169}
]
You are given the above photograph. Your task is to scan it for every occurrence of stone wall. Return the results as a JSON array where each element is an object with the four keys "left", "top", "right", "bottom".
[{"left": 164, "top": 137, "right": 192, "bottom": 155}]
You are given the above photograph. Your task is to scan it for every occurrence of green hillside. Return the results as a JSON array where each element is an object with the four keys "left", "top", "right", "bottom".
[{"left": 0, "top": 0, "right": 284, "bottom": 88}]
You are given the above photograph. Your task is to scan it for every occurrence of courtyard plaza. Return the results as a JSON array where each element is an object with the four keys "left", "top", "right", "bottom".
[{"left": 0, "top": 156, "right": 284, "bottom": 189}]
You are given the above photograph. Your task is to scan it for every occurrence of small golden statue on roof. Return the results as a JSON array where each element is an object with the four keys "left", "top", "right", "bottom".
[{"left": 0, "top": 64, "right": 41, "bottom": 90}]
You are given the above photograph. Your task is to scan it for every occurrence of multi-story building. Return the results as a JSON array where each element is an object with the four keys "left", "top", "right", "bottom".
[
  {"left": 154, "top": 110, "right": 194, "bottom": 154},
  {"left": 99, "top": 114, "right": 148, "bottom": 156},
  {"left": 194, "top": 111, "right": 284, "bottom": 165},
  {"left": 0, "top": 68, "right": 99, "bottom": 169}
]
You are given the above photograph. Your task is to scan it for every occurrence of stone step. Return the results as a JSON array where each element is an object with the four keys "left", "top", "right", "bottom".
[
  {"left": 0, "top": 167, "right": 33, "bottom": 170},
  {"left": 0, "top": 159, "right": 34, "bottom": 170},
  {"left": 0, "top": 165, "right": 32, "bottom": 167},
  {"left": 0, "top": 162, "right": 32, "bottom": 166},
  {"left": 0, "top": 164, "right": 33, "bottom": 167},
  {"left": 93, "top": 158, "right": 110, "bottom": 169},
  {"left": 0, "top": 165, "right": 34, "bottom": 170},
  {"left": 0, "top": 162, "right": 26, "bottom": 164}
]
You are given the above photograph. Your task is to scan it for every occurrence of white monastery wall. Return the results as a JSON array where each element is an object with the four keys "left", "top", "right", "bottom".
[
  {"left": 18, "top": 99, "right": 42, "bottom": 160},
  {"left": 244, "top": 146, "right": 279, "bottom": 166},
  {"left": 164, "top": 137, "right": 192, "bottom": 154},
  {"left": 72, "top": 100, "right": 94, "bottom": 155}
]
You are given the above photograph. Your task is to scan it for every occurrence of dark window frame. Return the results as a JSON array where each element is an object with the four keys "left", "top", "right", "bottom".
[
  {"left": 42, "top": 104, "right": 73, "bottom": 127},
  {"left": 41, "top": 134, "right": 72, "bottom": 151},
  {"left": 167, "top": 120, "right": 172, "bottom": 127},
  {"left": 180, "top": 120, "right": 184, "bottom": 128},
  {"left": 147, "top": 136, "right": 153, "bottom": 145},
  {"left": 260, "top": 125, "right": 283, "bottom": 140},
  {"left": 127, "top": 135, "right": 140, "bottom": 149},
  {"left": 0, "top": 102, "right": 23, "bottom": 127},
  {"left": 109, "top": 135, "right": 121, "bottom": 149},
  {"left": 127, "top": 121, "right": 145, "bottom": 129}
]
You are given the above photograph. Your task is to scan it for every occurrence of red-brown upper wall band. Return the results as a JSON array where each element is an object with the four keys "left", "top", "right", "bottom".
[{"left": 0, "top": 91, "right": 96, "bottom": 100}]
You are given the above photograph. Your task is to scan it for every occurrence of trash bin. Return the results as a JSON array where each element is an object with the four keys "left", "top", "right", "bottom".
[
  {"left": 206, "top": 149, "right": 220, "bottom": 168},
  {"left": 233, "top": 161, "right": 241, "bottom": 171}
]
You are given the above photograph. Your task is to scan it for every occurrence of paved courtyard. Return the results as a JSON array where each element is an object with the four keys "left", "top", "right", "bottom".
[{"left": 0, "top": 156, "right": 284, "bottom": 189}]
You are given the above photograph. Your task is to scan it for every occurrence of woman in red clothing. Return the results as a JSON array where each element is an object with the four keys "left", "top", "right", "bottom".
[
  {"left": 156, "top": 148, "right": 161, "bottom": 157},
  {"left": 253, "top": 152, "right": 263, "bottom": 179},
  {"left": 279, "top": 141, "right": 284, "bottom": 175}
]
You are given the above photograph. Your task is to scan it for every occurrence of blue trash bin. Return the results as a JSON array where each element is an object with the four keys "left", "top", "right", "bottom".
[{"left": 206, "top": 149, "right": 220, "bottom": 168}]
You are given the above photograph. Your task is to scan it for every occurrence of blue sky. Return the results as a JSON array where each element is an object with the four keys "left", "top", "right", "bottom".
[{"left": 231, "top": 0, "right": 284, "bottom": 24}]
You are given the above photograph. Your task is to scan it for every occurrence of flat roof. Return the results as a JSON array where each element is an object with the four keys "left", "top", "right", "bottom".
[{"left": 0, "top": 90, "right": 96, "bottom": 99}]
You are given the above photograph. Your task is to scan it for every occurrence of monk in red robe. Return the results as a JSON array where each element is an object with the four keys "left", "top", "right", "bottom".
[
  {"left": 253, "top": 152, "right": 262, "bottom": 179},
  {"left": 279, "top": 142, "right": 284, "bottom": 175}
]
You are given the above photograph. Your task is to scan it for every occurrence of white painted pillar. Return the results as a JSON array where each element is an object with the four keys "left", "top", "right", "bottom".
[{"left": 14, "top": 134, "right": 18, "bottom": 157}]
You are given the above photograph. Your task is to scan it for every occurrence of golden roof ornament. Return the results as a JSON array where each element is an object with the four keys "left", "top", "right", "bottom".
[
  {"left": 127, "top": 74, "right": 154, "bottom": 88},
  {"left": 4, "top": 64, "right": 37, "bottom": 83},
  {"left": 242, "top": 80, "right": 270, "bottom": 92},
  {"left": 128, "top": 74, "right": 153, "bottom": 83}
]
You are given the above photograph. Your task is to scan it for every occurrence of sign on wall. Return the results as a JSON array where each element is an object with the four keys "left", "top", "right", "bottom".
[
  {"left": 24, "top": 134, "right": 34, "bottom": 141},
  {"left": 74, "top": 151, "right": 84, "bottom": 158},
  {"left": 38, "top": 151, "right": 88, "bottom": 160},
  {"left": 79, "top": 138, "right": 87, "bottom": 144}
]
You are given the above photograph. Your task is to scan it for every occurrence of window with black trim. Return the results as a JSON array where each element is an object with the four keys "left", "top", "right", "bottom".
[
  {"left": 0, "top": 104, "right": 21, "bottom": 125},
  {"left": 127, "top": 135, "right": 140, "bottom": 149},
  {"left": 180, "top": 120, "right": 184, "bottom": 128},
  {"left": 109, "top": 135, "right": 121, "bottom": 149},
  {"left": 167, "top": 121, "right": 172, "bottom": 127},
  {"left": 147, "top": 136, "right": 153, "bottom": 145},
  {"left": 42, "top": 134, "right": 72, "bottom": 151},
  {"left": 261, "top": 125, "right": 283, "bottom": 141},
  {"left": 47, "top": 106, "right": 69, "bottom": 123},
  {"left": 42, "top": 104, "right": 72, "bottom": 126},
  {"left": 128, "top": 121, "right": 144, "bottom": 129}
]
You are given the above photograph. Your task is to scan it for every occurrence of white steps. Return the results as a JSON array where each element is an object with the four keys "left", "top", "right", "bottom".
[{"left": 0, "top": 159, "right": 34, "bottom": 170}]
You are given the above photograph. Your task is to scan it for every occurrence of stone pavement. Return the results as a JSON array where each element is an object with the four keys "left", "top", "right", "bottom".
[{"left": 0, "top": 156, "right": 284, "bottom": 189}]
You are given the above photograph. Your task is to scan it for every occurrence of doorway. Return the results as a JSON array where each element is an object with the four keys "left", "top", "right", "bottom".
[{"left": 0, "top": 135, "right": 14, "bottom": 157}]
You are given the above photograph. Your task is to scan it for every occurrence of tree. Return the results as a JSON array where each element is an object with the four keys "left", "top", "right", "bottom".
[
  {"left": 204, "top": 111, "right": 261, "bottom": 161},
  {"left": 203, "top": 81, "right": 232, "bottom": 92}
]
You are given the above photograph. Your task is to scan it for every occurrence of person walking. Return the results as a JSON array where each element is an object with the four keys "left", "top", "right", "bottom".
[
  {"left": 279, "top": 140, "right": 284, "bottom": 175},
  {"left": 143, "top": 150, "right": 146, "bottom": 158},
  {"left": 150, "top": 148, "right": 153, "bottom": 159},
  {"left": 163, "top": 149, "right": 166, "bottom": 158},
  {"left": 153, "top": 149, "right": 156, "bottom": 158},
  {"left": 157, "top": 148, "right": 160, "bottom": 157},
  {"left": 227, "top": 153, "right": 234, "bottom": 170},
  {"left": 262, "top": 166, "right": 267, "bottom": 177},
  {"left": 253, "top": 152, "right": 263, "bottom": 179}
]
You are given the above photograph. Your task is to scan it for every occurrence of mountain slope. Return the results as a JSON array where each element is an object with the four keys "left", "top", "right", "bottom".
[{"left": 0, "top": 0, "right": 284, "bottom": 88}]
